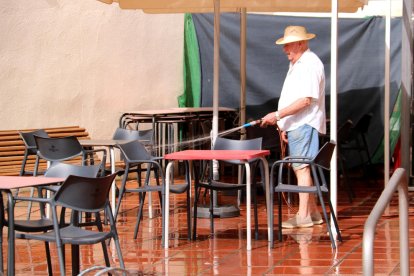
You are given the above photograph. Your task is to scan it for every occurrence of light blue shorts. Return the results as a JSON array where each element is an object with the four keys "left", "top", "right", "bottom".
[{"left": 287, "top": 124, "right": 319, "bottom": 170}]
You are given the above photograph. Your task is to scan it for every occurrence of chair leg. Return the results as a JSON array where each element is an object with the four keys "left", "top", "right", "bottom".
[
  {"left": 253, "top": 185, "right": 259, "bottom": 240},
  {"left": 113, "top": 237, "right": 126, "bottom": 269},
  {"left": 71, "top": 244, "right": 80, "bottom": 275},
  {"left": 26, "top": 188, "right": 36, "bottom": 220},
  {"left": 137, "top": 165, "right": 143, "bottom": 187},
  {"left": 362, "top": 135, "right": 373, "bottom": 166},
  {"left": 0, "top": 224, "right": 3, "bottom": 273},
  {"left": 192, "top": 185, "right": 200, "bottom": 241},
  {"left": 361, "top": 135, "right": 378, "bottom": 185},
  {"left": 160, "top": 182, "right": 165, "bottom": 246},
  {"left": 316, "top": 192, "right": 338, "bottom": 249},
  {"left": 20, "top": 151, "right": 29, "bottom": 176},
  {"left": 25, "top": 156, "right": 44, "bottom": 218},
  {"left": 269, "top": 188, "right": 274, "bottom": 248},
  {"left": 209, "top": 188, "right": 214, "bottom": 237},
  {"left": 114, "top": 168, "right": 129, "bottom": 222},
  {"left": 56, "top": 243, "right": 66, "bottom": 276},
  {"left": 133, "top": 192, "right": 146, "bottom": 239},
  {"left": 153, "top": 165, "right": 163, "bottom": 210},
  {"left": 101, "top": 241, "right": 111, "bottom": 267},
  {"left": 44, "top": 242, "right": 53, "bottom": 276},
  {"left": 338, "top": 155, "right": 354, "bottom": 202},
  {"left": 186, "top": 189, "right": 191, "bottom": 240},
  {"left": 33, "top": 155, "right": 40, "bottom": 177},
  {"left": 278, "top": 192, "right": 283, "bottom": 242},
  {"left": 184, "top": 161, "right": 191, "bottom": 240},
  {"left": 327, "top": 199, "right": 343, "bottom": 242}
]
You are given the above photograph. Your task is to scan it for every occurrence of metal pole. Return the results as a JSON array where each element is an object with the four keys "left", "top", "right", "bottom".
[
  {"left": 401, "top": 0, "right": 413, "bottom": 181},
  {"left": 384, "top": 0, "right": 391, "bottom": 185},
  {"left": 240, "top": 8, "right": 247, "bottom": 139},
  {"left": 363, "top": 168, "right": 409, "bottom": 275},
  {"left": 212, "top": 0, "right": 220, "bottom": 180},
  {"left": 330, "top": 0, "right": 338, "bottom": 232}
]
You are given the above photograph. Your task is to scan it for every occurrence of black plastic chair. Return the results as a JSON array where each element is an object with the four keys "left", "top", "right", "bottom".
[
  {"left": 337, "top": 120, "right": 355, "bottom": 202},
  {"left": 27, "top": 136, "right": 106, "bottom": 219},
  {"left": 15, "top": 173, "right": 125, "bottom": 276},
  {"left": 112, "top": 127, "right": 154, "bottom": 142},
  {"left": 269, "top": 141, "right": 342, "bottom": 249},
  {"left": 0, "top": 163, "right": 101, "bottom": 275},
  {"left": 342, "top": 113, "right": 374, "bottom": 170},
  {"left": 17, "top": 130, "right": 50, "bottom": 219},
  {"left": 34, "top": 136, "right": 106, "bottom": 173},
  {"left": 115, "top": 140, "right": 191, "bottom": 240},
  {"left": 192, "top": 136, "right": 263, "bottom": 241},
  {"left": 106, "top": 127, "right": 154, "bottom": 177},
  {"left": 19, "top": 129, "right": 49, "bottom": 176},
  {"left": 0, "top": 189, "right": 55, "bottom": 275},
  {"left": 42, "top": 162, "right": 101, "bottom": 194}
]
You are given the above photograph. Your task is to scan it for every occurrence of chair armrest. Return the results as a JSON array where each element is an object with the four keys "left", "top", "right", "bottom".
[
  {"left": 275, "top": 159, "right": 312, "bottom": 166},
  {"left": 282, "top": 156, "right": 312, "bottom": 161},
  {"left": 83, "top": 148, "right": 107, "bottom": 169},
  {"left": 14, "top": 196, "right": 51, "bottom": 204},
  {"left": 84, "top": 148, "right": 107, "bottom": 159}
]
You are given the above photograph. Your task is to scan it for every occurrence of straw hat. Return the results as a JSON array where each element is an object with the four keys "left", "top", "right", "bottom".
[{"left": 275, "top": 26, "right": 316, "bottom": 45}]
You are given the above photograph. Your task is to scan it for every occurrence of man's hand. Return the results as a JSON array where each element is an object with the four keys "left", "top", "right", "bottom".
[
  {"left": 281, "top": 131, "right": 288, "bottom": 143},
  {"left": 260, "top": 112, "right": 277, "bottom": 127}
]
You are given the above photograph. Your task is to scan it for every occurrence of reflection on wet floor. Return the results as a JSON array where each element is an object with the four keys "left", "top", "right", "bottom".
[{"left": 6, "top": 170, "right": 414, "bottom": 275}]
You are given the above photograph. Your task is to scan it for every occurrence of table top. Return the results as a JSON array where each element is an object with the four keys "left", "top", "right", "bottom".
[
  {"left": 164, "top": 150, "right": 270, "bottom": 161},
  {"left": 122, "top": 107, "right": 237, "bottom": 116},
  {"left": 0, "top": 176, "right": 64, "bottom": 190}
]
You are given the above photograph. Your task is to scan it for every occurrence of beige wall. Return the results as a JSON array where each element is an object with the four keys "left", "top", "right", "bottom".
[{"left": 0, "top": 1, "right": 184, "bottom": 138}]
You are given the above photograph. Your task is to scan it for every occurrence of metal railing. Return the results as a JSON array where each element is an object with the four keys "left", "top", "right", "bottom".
[{"left": 363, "top": 168, "right": 410, "bottom": 275}]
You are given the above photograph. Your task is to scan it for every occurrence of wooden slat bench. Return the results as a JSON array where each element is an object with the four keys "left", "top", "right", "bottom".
[{"left": 0, "top": 126, "right": 98, "bottom": 176}]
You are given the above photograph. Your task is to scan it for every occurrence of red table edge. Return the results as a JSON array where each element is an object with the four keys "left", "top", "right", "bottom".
[
  {"left": 164, "top": 150, "right": 270, "bottom": 161},
  {"left": 0, "top": 176, "right": 64, "bottom": 190}
]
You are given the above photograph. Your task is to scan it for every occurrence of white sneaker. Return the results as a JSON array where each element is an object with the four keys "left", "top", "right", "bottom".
[
  {"left": 311, "top": 212, "right": 323, "bottom": 225},
  {"left": 282, "top": 213, "right": 313, "bottom": 229}
]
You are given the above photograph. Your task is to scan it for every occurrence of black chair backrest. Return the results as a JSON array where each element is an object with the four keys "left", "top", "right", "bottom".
[
  {"left": 19, "top": 129, "right": 49, "bottom": 154},
  {"left": 113, "top": 128, "right": 154, "bottom": 143},
  {"left": 44, "top": 162, "right": 100, "bottom": 178},
  {"left": 337, "top": 120, "right": 354, "bottom": 144},
  {"left": 34, "top": 136, "right": 83, "bottom": 162},
  {"left": 117, "top": 140, "right": 152, "bottom": 162},
  {"left": 213, "top": 137, "right": 262, "bottom": 164},
  {"left": 354, "top": 113, "right": 373, "bottom": 134},
  {"left": 55, "top": 173, "right": 117, "bottom": 212},
  {"left": 313, "top": 141, "right": 336, "bottom": 170}
]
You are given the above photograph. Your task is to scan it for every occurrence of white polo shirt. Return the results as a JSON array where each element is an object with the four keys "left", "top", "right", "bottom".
[{"left": 277, "top": 49, "right": 326, "bottom": 134}]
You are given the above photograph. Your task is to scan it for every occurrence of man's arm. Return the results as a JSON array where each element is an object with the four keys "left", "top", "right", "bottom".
[{"left": 260, "top": 97, "right": 312, "bottom": 127}]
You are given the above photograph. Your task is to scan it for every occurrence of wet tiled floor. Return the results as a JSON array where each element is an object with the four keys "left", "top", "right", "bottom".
[{"left": 6, "top": 169, "right": 414, "bottom": 275}]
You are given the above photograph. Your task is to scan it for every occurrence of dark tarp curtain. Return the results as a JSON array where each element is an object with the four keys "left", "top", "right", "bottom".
[{"left": 183, "top": 13, "right": 402, "bottom": 166}]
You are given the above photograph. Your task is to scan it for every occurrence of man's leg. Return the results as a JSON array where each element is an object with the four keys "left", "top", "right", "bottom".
[{"left": 295, "top": 166, "right": 313, "bottom": 218}]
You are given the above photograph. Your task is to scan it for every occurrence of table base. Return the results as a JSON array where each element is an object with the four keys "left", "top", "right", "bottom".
[{"left": 194, "top": 204, "right": 240, "bottom": 218}]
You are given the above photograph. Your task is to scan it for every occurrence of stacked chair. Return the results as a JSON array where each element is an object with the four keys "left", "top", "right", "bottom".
[{"left": 19, "top": 129, "right": 49, "bottom": 176}]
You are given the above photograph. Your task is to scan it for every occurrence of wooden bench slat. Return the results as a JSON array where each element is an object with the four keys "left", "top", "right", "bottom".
[
  {"left": 0, "top": 126, "right": 83, "bottom": 135},
  {"left": 0, "top": 126, "right": 94, "bottom": 176}
]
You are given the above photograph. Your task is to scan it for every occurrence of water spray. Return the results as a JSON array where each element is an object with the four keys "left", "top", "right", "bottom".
[
  {"left": 216, "top": 119, "right": 262, "bottom": 137},
  {"left": 152, "top": 119, "right": 263, "bottom": 151}
]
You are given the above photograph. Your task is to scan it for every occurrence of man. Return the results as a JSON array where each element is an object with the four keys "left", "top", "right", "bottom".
[{"left": 261, "top": 25, "right": 326, "bottom": 228}]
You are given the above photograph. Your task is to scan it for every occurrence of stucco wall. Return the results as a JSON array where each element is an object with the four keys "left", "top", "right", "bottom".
[{"left": 0, "top": 1, "right": 184, "bottom": 138}]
